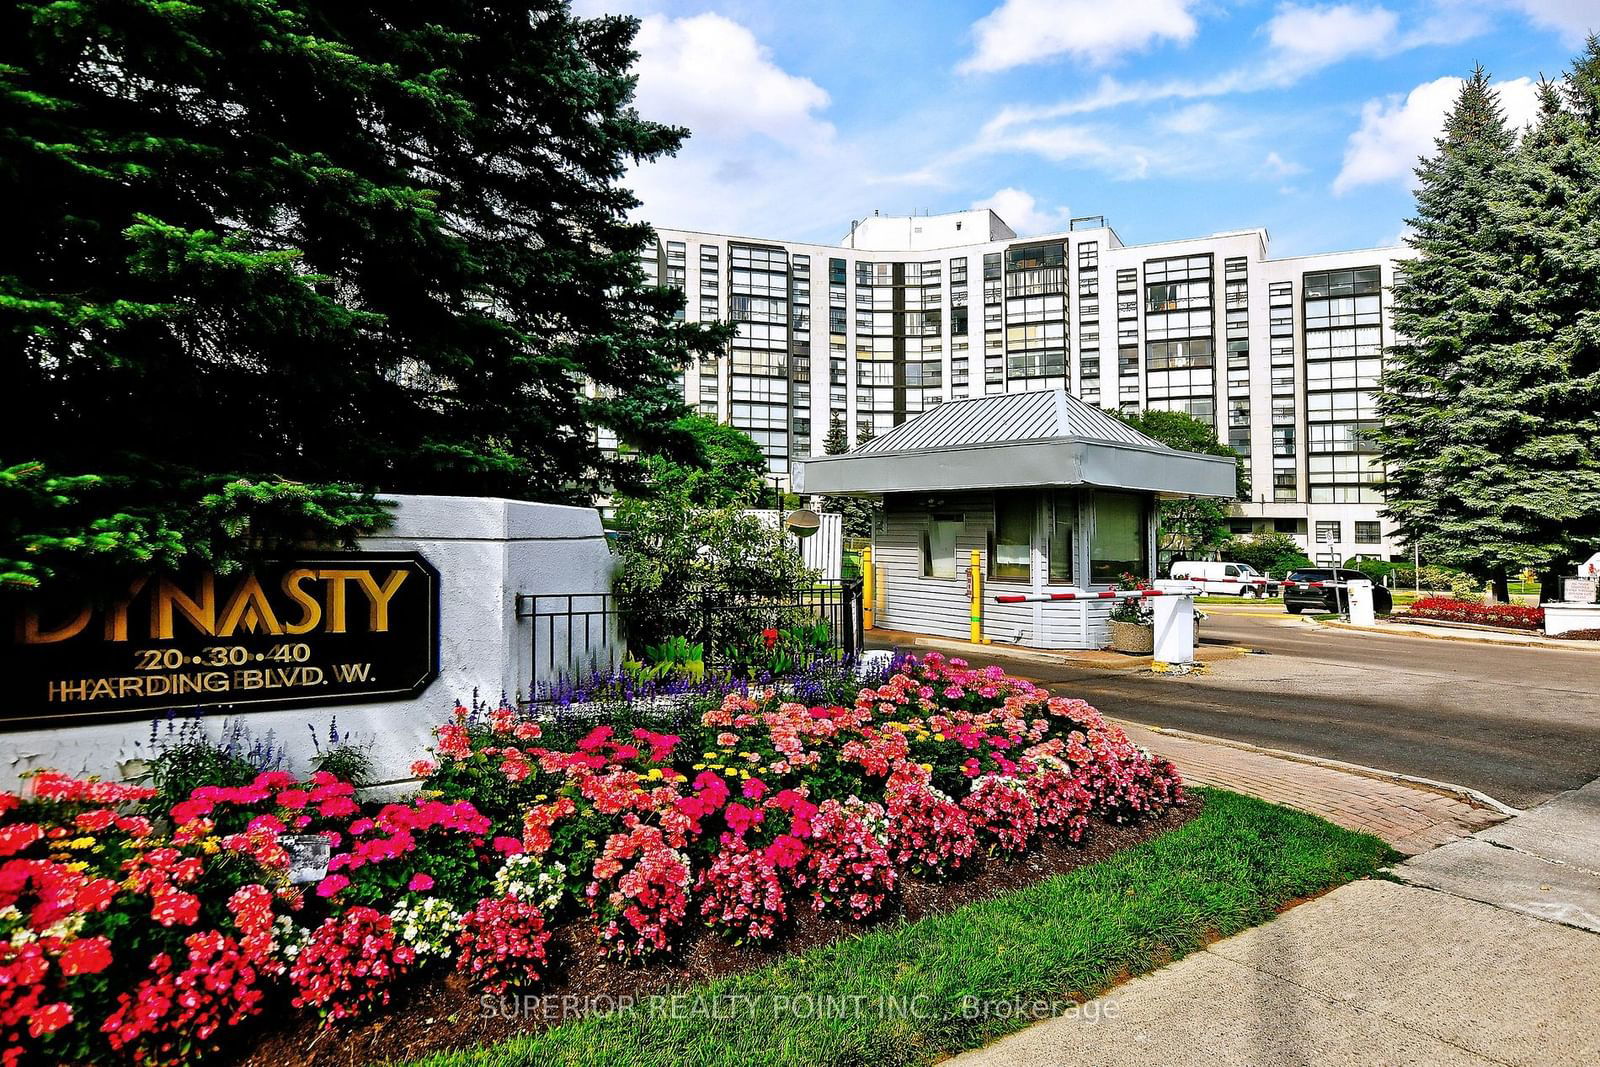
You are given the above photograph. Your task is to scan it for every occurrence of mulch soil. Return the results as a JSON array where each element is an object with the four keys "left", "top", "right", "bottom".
[{"left": 236, "top": 794, "right": 1202, "bottom": 1067}]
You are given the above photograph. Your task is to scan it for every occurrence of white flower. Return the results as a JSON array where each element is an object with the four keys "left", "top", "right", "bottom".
[
  {"left": 491, "top": 854, "right": 567, "bottom": 912},
  {"left": 388, "top": 896, "right": 462, "bottom": 960}
]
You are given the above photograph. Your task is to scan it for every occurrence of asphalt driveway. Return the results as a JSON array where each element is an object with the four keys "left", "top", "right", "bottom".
[{"left": 871, "top": 605, "right": 1600, "bottom": 809}]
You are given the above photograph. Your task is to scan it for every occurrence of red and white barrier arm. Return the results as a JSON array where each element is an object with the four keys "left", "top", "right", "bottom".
[
  {"left": 993, "top": 586, "right": 1203, "bottom": 605},
  {"left": 1280, "top": 580, "right": 1349, "bottom": 590}
]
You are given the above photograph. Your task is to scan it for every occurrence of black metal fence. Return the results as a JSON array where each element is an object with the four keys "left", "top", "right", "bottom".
[{"left": 515, "top": 580, "right": 863, "bottom": 691}]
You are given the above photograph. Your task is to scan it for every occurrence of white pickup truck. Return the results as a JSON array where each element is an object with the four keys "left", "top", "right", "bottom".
[{"left": 1168, "top": 560, "right": 1279, "bottom": 597}]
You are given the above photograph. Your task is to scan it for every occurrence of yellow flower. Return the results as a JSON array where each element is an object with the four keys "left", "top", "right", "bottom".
[
  {"left": 647, "top": 767, "right": 664, "bottom": 780},
  {"left": 692, "top": 763, "right": 706, "bottom": 770},
  {"left": 933, "top": 733, "right": 946, "bottom": 742},
  {"left": 66, "top": 837, "right": 94, "bottom": 850},
  {"left": 919, "top": 763, "right": 933, "bottom": 773},
  {"left": 703, "top": 752, "right": 718, "bottom": 759}
]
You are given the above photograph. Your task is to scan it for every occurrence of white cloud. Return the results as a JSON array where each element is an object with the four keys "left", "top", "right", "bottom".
[
  {"left": 971, "top": 188, "right": 1073, "bottom": 234},
  {"left": 1158, "top": 103, "right": 1224, "bottom": 135},
  {"left": 632, "top": 13, "right": 832, "bottom": 148},
  {"left": 981, "top": 3, "right": 1488, "bottom": 123},
  {"left": 1503, "top": 0, "right": 1599, "bottom": 42},
  {"left": 1332, "top": 74, "right": 1543, "bottom": 194},
  {"left": 959, "top": 0, "right": 1201, "bottom": 74},
  {"left": 1263, "top": 4, "right": 1399, "bottom": 71},
  {"left": 1262, "top": 150, "right": 1307, "bottom": 177}
]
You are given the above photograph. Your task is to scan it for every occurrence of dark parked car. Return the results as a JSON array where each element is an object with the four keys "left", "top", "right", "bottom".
[{"left": 1282, "top": 568, "right": 1392, "bottom": 615}]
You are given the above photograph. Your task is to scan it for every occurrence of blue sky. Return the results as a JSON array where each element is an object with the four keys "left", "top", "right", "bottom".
[{"left": 575, "top": 1, "right": 1596, "bottom": 255}]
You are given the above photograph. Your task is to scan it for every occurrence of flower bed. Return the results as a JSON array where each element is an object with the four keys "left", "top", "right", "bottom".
[
  {"left": 1404, "top": 596, "right": 1544, "bottom": 631},
  {"left": 0, "top": 654, "right": 1182, "bottom": 1066}
]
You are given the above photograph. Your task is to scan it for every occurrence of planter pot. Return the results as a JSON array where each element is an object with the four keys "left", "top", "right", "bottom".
[{"left": 1109, "top": 620, "right": 1155, "bottom": 655}]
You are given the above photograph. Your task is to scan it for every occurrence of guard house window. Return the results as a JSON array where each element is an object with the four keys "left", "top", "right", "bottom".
[
  {"left": 989, "top": 493, "right": 1033, "bottom": 581},
  {"left": 1090, "top": 492, "right": 1147, "bottom": 583},
  {"left": 1355, "top": 521, "right": 1381, "bottom": 545},
  {"left": 923, "top": 514, "right": 964, "bottom": 579},
  {"left": 1048, "top": 491, "right": 1077, "bottom": 584}
]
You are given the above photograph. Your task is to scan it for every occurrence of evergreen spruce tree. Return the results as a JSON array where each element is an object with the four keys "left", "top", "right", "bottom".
[
  {"left": 1377, "top": 67, "right": 1527, "bottom": 600},
  {"left": 2, "top": 2, "right": 726, "bottom": 592},
  {"left": 814, "top": 413, "right": 879, "bottom": 538},
  {"left": 1489, "top": 39, "right": 1600, "bottom": 597}
]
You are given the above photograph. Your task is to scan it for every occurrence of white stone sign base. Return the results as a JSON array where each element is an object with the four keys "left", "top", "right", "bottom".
[
  {"left": 1545, "top": 603, "right": 1600, "bottom": 638},
  {"left": 1, "top": 495, "right": 614, "bottom": 790}
]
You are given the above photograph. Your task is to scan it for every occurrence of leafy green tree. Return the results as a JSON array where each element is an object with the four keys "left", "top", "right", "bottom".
[
  {"left": 2, "top": 2, "right": 726, "bottom": 593},
  {"left": 610, "top": 493, "right": 815, "bottom": 650},
  {"left": 630, "top": 415, "right": 766, "bottom": 509},
  {"left": 1112, "top": 409, "right": 1247, "bottom": 558},
  {"left": 1376, "top": 64, "right": 1594, "bottom": 602},
  {"left": 1220, "top": 531, "right": 1312, "bottom": 579}
]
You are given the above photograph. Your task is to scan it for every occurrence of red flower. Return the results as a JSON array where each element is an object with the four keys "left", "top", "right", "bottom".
[
  {"left": 57, "top": 936, "right": 112, "bottom": 976},
  {"left": 492, "top": 836, "right": 524, "bottom": 856},
  {"left": 762, "top": 628, "right": 779, "bottom": 649},
  {"left": 407, "top": 873, "right": 434, "bottom": 892},
  {"left": 150, "top": 888, "right": 200, "bottom": 927},
  {"left": 27, "top": 1001, "right": 71, "bottom": 1038}
]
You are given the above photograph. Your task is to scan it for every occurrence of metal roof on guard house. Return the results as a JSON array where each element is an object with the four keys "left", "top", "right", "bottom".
[{"left": 796, "top": 389, "right": 1236, "bottom": 500}]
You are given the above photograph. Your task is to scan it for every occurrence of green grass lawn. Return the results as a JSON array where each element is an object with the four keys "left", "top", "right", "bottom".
[{"left": 405, "top": 790, "right": 1392, "bottom": 1067}]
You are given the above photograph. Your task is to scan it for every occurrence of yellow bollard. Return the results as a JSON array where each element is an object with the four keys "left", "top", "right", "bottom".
[
  {"left": 861, "top": 545, "right": 874, "bottom": 630},
  {"left": 968, "top": 548, "right": 983, "bottom": 644}
]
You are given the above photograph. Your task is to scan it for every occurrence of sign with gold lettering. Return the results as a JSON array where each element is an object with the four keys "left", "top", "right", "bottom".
[{"left": 3, "top": 554, "right": 439, "bottom": 727}]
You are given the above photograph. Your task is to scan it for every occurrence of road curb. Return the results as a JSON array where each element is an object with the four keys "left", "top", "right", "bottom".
[
  {"left": 1120, "top": 720, "right": 1523, "bottom": 817},
  {"left": 1319, "top": 618, "right": 1600, "bottom": 653}
]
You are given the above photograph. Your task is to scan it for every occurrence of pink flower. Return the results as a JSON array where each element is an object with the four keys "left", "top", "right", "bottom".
[
  {"left": 741, "top": 777, "right": 768, "bottom": 801},
  {"left": 407, "top": 873, "right": 435, "bottom": 892},
  {"left": 316, "top": 874, "right": 350, "bottom": 898},
  {"left": 492, "top": 836, "right": 525, "bottom": 856},
  {"left": 410, "top": 759, "right": 437, "bottom": 777},
  {"left": 716, "top": 732, "right": 739, "bottom": 747}
]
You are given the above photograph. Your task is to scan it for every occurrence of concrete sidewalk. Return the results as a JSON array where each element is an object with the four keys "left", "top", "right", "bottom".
[{"left": 947, "top": 774, "right": 1600, "bottom": 1067}]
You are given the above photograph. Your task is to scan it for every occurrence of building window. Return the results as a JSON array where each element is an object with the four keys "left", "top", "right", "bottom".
[
  {"left": 1048, "top": 491, "right": 1076, "bottom": 584},
  {"left": 1090, "top": 492, "right": 1147, "bottom": 583},
  {"left": 922, "top": 514, "right": 964, "bottom": 579},
  {"left": 1355, "top": 521, "right": 1381, "bottom": 545},
  {"left": 988, "top": 493, "right": 1033, "bottom": 581},
  {"left": 1315, "top": 520, "right": 1342, "bottom": 545}
]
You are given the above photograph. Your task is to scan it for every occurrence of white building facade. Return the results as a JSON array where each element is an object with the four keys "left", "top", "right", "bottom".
[{"left": 643, "top": 209, "right": 1411, "bottom": 564}]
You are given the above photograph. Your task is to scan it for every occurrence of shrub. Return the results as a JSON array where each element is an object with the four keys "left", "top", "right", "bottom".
[
  {"left": 491, "top": 853, "right": 568, "bottom": 914},
  {"left": 884, "top": 781, "right": 977, "bottom": 877},
  {"left": 610, "top": 493, "right": 816, "bottom": 651},
  {"left": 798, "top": 799, "right": 896, "bottom": 920},
  {"left": 1407, "top": 596, "right": 1544, "bottom": 631},
  {"left": 455, "top": 895, "right": 551, "bottom": 994},
  {"left": 288, "top": 907, "right": 415, "bottom": 1023},
  {"left": 697, "top": 847, "right": 788, "bottom": 944},
  {"left": 585, "top": 825, "right": 693, "bottom": 959},
  {"left": 388, "top": 896, "right": 463, "bottom": 965},
  {"left": 962, "top": 776, "right": 1038, "bottom": 853}
]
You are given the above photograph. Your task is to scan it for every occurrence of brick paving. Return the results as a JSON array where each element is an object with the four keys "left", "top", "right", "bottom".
[{"left": 1116, "top": 720, "right": 1508, "bottom": 855}]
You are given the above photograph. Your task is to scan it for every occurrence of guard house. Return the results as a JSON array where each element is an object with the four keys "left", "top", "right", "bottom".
[{"left": 796, "top": 390, "right": 1236, "bottom": 650}]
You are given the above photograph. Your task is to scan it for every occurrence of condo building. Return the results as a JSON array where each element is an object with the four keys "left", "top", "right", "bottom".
[{"left": 640, "top": 209, "right": 1411, "bottom": 564}]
